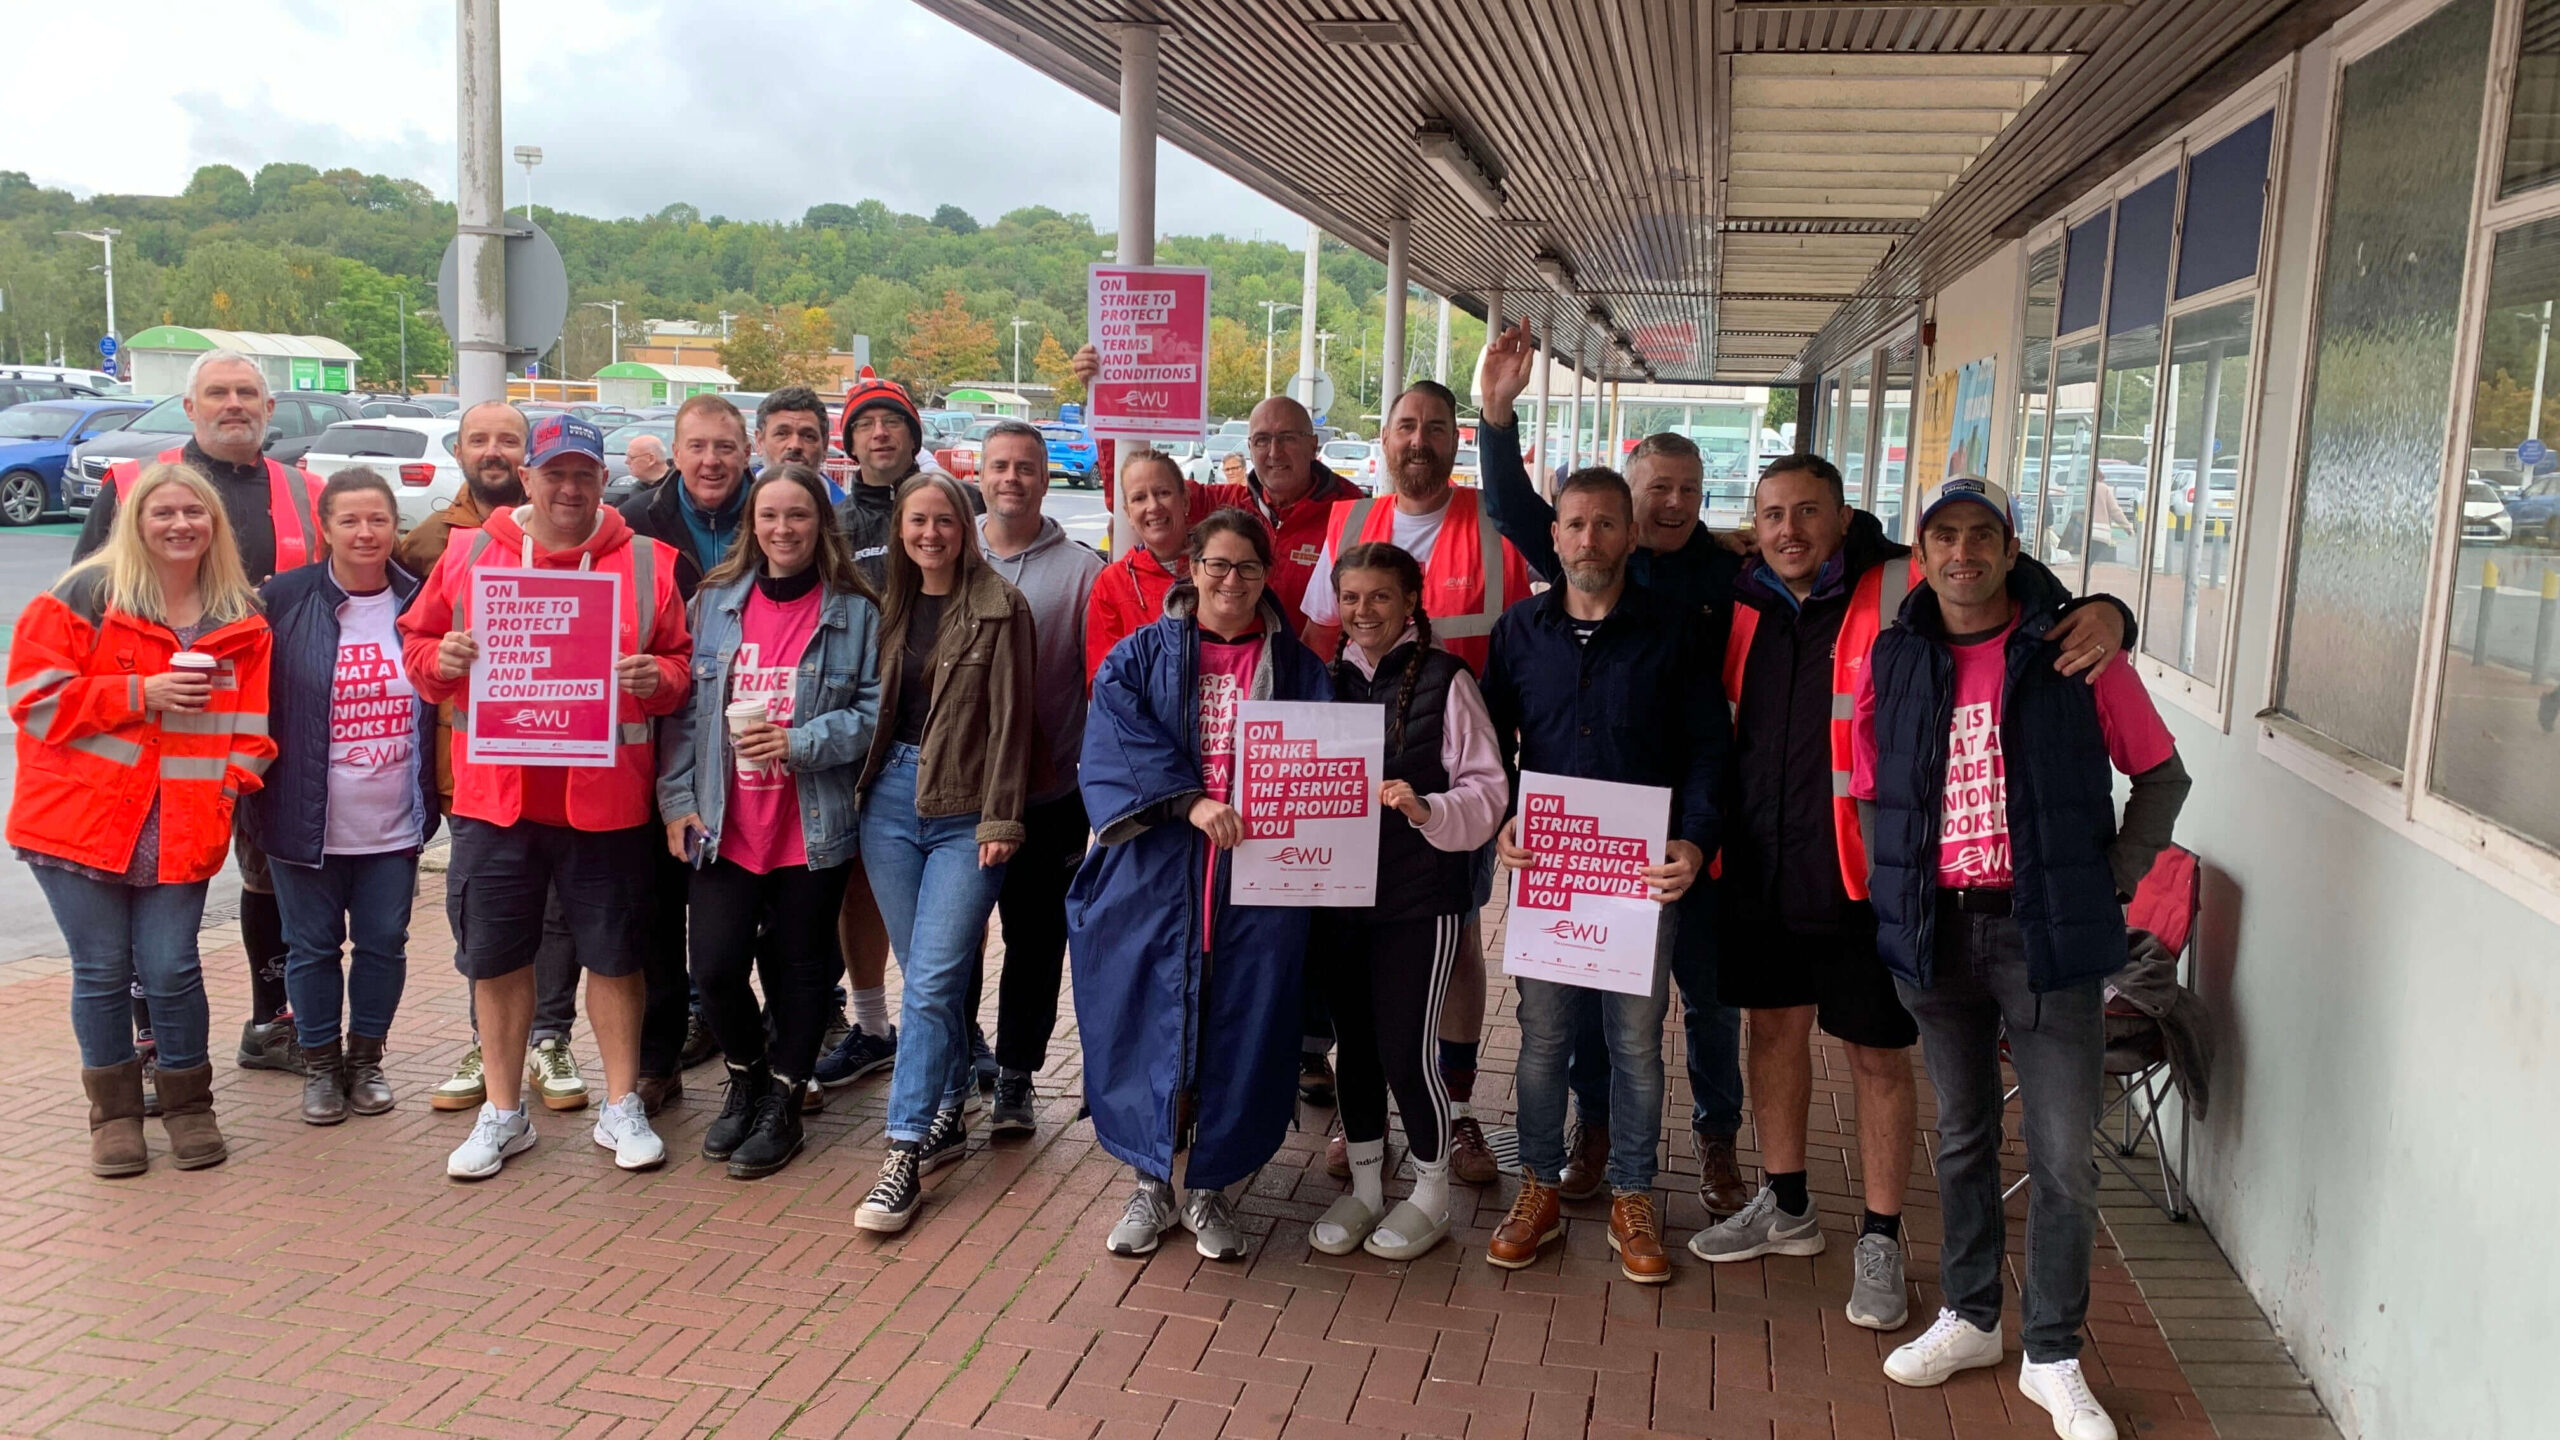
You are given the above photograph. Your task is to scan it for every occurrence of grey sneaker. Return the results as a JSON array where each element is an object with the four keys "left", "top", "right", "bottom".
[
  {"left": 1687, "top": 1185, "right": 1826, "bottom": 1263},
  {"left": 1106, "top": 1177, "right": 1177, "bottom": 1256},
  {"left": 1181, "top": 1187, "right": 1248, "bottom": 1262},
  {"left": 1846, "top": 1232, "right": 1909, "bottom": 1329}
]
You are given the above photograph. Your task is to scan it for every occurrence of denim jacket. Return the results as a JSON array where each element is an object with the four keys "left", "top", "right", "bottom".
[{"left": 657, "top": 573, "right": 883, "bottom": 869}]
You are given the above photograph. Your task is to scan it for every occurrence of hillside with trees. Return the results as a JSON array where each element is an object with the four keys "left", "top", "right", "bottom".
[{"left": 0, "top": 164, "right": 1486, "bottom": 426}]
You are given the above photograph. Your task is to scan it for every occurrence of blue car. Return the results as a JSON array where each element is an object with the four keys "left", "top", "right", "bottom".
[
  {"left": 2507, "top": 471, "right": 2560, "bottom": 548},
  {"left": 1041, "top": 422, "right": 1098, "bottom": 489},
  {"left": 0, "top": 398, "right": 153, "bottom": 526}
]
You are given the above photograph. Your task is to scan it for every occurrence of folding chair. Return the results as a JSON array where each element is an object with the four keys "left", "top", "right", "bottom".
[{"left": 2000, "top": 844, "right": 2200, "bottom": 1220}]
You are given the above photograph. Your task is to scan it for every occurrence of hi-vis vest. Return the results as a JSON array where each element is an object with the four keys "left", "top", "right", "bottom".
[
  {"left": 1323, "top": 488, "right": 1516, "bottom": 674},
  {"left": 111, "top": 448, "right": 324, "bottom": 577},
  {"left": 1721, "top": 554, "right": 1917, "bottom": 902},
  {"left": 445, "top": 527, "right": 662, "bottom": 750}
]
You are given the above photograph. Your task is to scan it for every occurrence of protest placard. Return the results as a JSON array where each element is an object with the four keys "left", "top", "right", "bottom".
[
  {"left": 1230, "top": 701, "right": 1383, "bottom": 906},
  {"left": 1500, "top": 771, "right": 1671, "bottom": 995},
  {"left": 1085, "top": 264, "right": 1211, "bottom": 443},
  {"left": 465, "top": 567, "right": 621, "bottom": 766}
]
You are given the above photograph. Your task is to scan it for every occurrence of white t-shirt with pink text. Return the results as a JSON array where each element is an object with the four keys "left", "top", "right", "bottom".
[{"left": 325, "top": 589, "right": 423, "bottom": 854}]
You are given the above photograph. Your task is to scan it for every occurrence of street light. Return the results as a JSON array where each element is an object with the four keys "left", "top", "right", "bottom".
[
  {"left": 1011, "top": 315, "right": 1033, "bottom": 384},
  {"left": 512, "top": 145, "right": 543, "bottom": 225},
  {"left": 1259, "top": 300, "right": 1300, "bottom": 398},
  {"left": 584, "top": 299, "right": 623, "bottom": 367},
  {"left": 55, "top": 228, "right": 119, "bottom": 371}
]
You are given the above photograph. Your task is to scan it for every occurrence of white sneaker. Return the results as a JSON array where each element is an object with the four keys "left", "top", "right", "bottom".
[
  {"left": 2019, "top": 1358, "right": 2118, "bottom": 1440},
  {"left": 524, "top": 1037, "right": 591, "bottom": 1112},
  {"left": 591, "top": 1093, "right": 666, "bottom": 1171},
  {"left": 1883, "top": 1308, "right": 2005, "bottom": 1387},
  {"left": 446, "top": 1103, "right": 534, "bottom": 1179}
]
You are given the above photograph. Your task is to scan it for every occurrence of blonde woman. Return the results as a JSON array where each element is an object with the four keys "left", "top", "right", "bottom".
[{"left": 8, "top": 462, "right": 275, "bottom": 1177}]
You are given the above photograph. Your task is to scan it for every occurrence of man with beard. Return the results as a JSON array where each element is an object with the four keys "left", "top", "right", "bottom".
[
  {"left": 78, "top": 351, "right": 327, "bottom": 1078},
  {"left": 398, "top": 402, "right": 596, "bottom": 1116},
  {"left": 1301, "top": 381, "right": 1536, "bottom": 1188}
]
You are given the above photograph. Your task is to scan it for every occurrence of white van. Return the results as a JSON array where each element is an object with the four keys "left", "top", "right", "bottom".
[{"left": 0, "top": 365, "right": 126, "bottom": 394}]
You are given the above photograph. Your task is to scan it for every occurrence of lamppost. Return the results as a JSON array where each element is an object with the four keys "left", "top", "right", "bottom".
[
  {"left": 718, "top": 310, "right": 738, "bottom": 341},
  {"left": 512, "top": 145, "right": 543, "bottom": 226},
  {"left": 1259, "top": 300, "right": 1300, "bottom": 398},
  {"left": 55, "top": 228, "right": 118, "bottom": 372},
  {"left": 583, "top": 299, "right": 623, "bottom": 369},
  {"left": 1011, "top": 315, "right": 1034, "bottom": 384}
]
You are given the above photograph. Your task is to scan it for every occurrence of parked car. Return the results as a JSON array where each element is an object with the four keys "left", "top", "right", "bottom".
[
  {"left": 359, "top": 399, "right": 436, "bottom": 419},
  {"left": 67, "top": 389, "right": 363, "bottom": 518},
  {"left": 300, "top": 418, "right": 466, "bottom": 529},
  {"left": 408, "top": 394, "right": 464, "bottom": 416},
  {"left": 1452, "top": 445, "right": 1482, "bottom": 488},
  {"left": 601, "top": 420, "right": 678, "bottom": 505},
  {"left": 1187, "top": 432, "right": 1248, "bottom": 484},
  {"left": 0, "top": 398, "right": 152, "bottom": 525},
  {"left": 937, "top": 418, "right": 1008, "bottom": 481},
  {"left": 2507, "top": 471, "right": 2560, "bottom": 546},
  {"left": 1704, "top": 477, "right": 1756, "bottom": 531},
  {"left": 1041, "top": 422, "right": 1097, "bottom": 488},
  {"left": 0, "top": 365, "right": 124, "bottom": 395},
  {"left": 2464, "top": 477, "right": 2515, "bottom": 544}
]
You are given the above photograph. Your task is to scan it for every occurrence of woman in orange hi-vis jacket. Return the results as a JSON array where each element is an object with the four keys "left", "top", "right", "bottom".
[{"left": 9, "top": 461, "right": 275, "bottom": 1179}]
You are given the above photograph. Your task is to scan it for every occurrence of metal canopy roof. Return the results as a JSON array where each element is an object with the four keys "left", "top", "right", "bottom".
[{"left": 915, "top": 0, "right": 2341, "bottom": 387}]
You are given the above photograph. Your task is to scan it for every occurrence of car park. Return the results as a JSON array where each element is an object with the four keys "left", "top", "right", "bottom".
[
  {"left": 600, "top": 420, "right": 678, "bottom": 505},
  {"left": 0, "top": 365, "right": 125, "bottom": 395},
  {"left": 1188, "top": 432, "right": 1248, "bottom": 484},
  {"left": 301, "top": 418, "right": 466, "bottom": 529},
  {"left": 937, "top": 418, "right": 1007, "bottom": 481},
  {"left": 1041, "top": 421, "right": 1097, "bottom": 487},
  {"left": 67, "top": 389, "right": 363, "bottom": 518},
  {"left": 359, "top": 398, "right": 436, "bottom": 419},
  {"left": 2464, "top": 477, "right": 2515, "bottom": 544},
  {"left": 2507, "top": 471, "right": 2560, "bottom": 546},
  {"left": 407, "top": 394, "right": 463, "bottom": 417},
  {"left": 0, "top": 398, "right": 151, "bottom": 525}
]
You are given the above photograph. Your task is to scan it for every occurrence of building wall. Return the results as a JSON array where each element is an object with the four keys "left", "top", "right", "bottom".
[
  {"left": 1904, "top": 16, "right": 2556, "bottom": 1438},
  {"left": 1926, "top": 240, "right": 2024, "bottom": 483}
]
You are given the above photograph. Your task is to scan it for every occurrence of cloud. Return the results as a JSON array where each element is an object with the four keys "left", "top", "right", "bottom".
[{"left": 21, "top": 0, "right": 1306, "bottom": 243}]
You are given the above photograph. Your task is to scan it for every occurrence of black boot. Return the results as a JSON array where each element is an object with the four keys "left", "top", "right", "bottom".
[
  {"left": 727, "top": 1075, "right": 805, "bottom": 1180},
  {"left": 300, "top": 1039, "right": 347, "bottom": 1125},
  {"left": 701, "top": 1060, "right": 768, "bottom": 1161}
]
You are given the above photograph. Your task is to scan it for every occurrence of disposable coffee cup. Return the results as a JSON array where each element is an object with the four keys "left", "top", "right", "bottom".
[
  {"left": 163, "top": 651, "right": 218, "bottom": 714},
  {"left": 727, "top": 698, "right": 770, "bottom": 776}
]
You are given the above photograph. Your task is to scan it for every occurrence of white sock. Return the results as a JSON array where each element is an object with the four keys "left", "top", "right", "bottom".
[
  {"left": 1347, "top": 1138, "right": 1386, "bottom": 1212},
  {"left": 1449, "top": 1099, "right": 1474, "bottom": 1121},
  {"left": 1408, "top": 1153, "right": 1450, "bottom": 1224},
  {"left": 851, "top": 986, "right": 890, "bottom": 1035}
]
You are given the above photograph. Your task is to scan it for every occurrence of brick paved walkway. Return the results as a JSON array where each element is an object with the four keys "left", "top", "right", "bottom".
[{"left": 0, "top": 871, "right": 2234, "bottom": 1439}]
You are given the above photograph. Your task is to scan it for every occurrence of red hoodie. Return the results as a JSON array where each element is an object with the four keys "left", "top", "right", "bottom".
[
  {"left": 1087, "top": 546, "right": 1182, "bottom": 682},
  {"left": 399, "top": 504, "right": 691, "bottom": 831}
]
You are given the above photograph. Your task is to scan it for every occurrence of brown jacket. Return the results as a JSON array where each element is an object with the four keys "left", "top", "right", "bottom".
[
  {"left": 394, "top": 489, "right": 495, "bottom": 804},
  {"left": 861, "top": 563, "right": 1038, "bottom": 846}
]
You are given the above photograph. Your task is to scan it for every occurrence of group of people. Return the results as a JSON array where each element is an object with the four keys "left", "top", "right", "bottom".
[{"left": 13, "top": 315, "right": 2192, "bottom": 1440}]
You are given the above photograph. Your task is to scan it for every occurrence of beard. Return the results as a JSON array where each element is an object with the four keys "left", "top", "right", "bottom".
[
  {"left": 467, "top": 463, "right": 526, "bottom": 511},
  {"left": 1563, "top": 559, "right": 1620, "bottom": 594}
]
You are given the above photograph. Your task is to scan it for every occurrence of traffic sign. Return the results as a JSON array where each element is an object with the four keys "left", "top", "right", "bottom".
[
  {"left": 97, "top": 335, "right": 117, "bottom": 360},
  {"left": 1287, "top": 370, "right": 1335, "bottom": 415},
  {"left": 2523, "top": 437, "right": 2549, "bottom": 468},
  {"left": 437, "top": 221, "right": 571, "bottom": 373}
]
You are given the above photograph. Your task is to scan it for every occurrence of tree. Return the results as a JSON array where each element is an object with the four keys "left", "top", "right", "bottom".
[
  {"left": 931, "top": 204, "right": 980, "bottom": 236},
  {"left": 1764, "top": 387, "right": 1797, "bottom": 432},
  {"left": 183, "top": 165, "right": 256, "bottom": 220},
  {"left": 1032, "top": 332, "right": 1082, "bottom": 404},
  {"left": 323, "top": 258, "right": 446, "bottom": 387},
  {"left": 804, "top": 203, "right": 862, "bottom": 230},
  {"left": 251, "top": 162, "right": 320, "bottom": 211},
  {"left": 160, "top": 240, "right": 327, "bottom": 331},
  {"left": 1205, "top": 316, "right": 1261, "bottom": 419},
  {"left": 897, "top": 290, "right": 998, "bottom": 394},
  {"left": 720, "top": 306, "right": 837, "bottom": 389}
]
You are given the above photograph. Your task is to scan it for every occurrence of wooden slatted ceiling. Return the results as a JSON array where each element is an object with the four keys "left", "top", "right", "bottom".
[{"left": 1729, "top": 1, "right": 2126, "bottom": 55}]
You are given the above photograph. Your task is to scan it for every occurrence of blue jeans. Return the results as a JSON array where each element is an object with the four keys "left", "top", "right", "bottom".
[
  {"left": 34, "top": 866, "right": 212, "bottom": 1071},
  {"left": 1515, "top": 908, "right": 1675, "bottom": 1192},
  {"left": 271, "top": 850, "right": 419, "bottom": 1048},
  {"left": 1898, "top": 907, "right": 2107, "bottom": 1362},
  {"left": 861, "top": 745, "right": 1008, "bottom": 1143},
  {"left": 1569, "top": 886, "right": 1744, "bottom": 1135}
]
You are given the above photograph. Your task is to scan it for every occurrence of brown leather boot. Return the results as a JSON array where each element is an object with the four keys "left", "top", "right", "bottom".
[
  {"left": 1609, "top": 1191, "right": 1672, "bottom": 1284},
  {"left": 634, "top": 1072, "right": 683, "bottom": 1116},
  {"left": 1558, "top": 1120, "right": 1610, "bottom": 1201},
  {"left": 1486, "top": 1173, "right": 1563, "bottom": 1269},
  {"left": 81, "top": 1059, "right": 149, "bottom": 1178},
  {"left": 1447, "top": 1116, "right": 1500, "bottom": 1185},
  {"left": 154, "top": 1063, "right": 228, "bottom": 1170},
  {"left": 1697, "top": 1131, "right": 1752, "bottom": 1217},
  {"left": 300, "top": 1039, "right": 348, "bottom": 1125},
  {"left": 343, "top": 1035, "right": 394, "bottom": 1116}
]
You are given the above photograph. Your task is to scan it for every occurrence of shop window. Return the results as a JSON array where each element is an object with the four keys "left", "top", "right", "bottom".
[
  {"left": 2107, "top": 174, "right": 2177, "bottom": 339},
  {"left": 2179, "top": 113, "right": 2275, "bottom": 297},
  {"left": 2502, "top": 0, "right": 2560, "bottom": 197},
  {"left": 1876, "top": 338, "right": 1916, "bottom": 540},
  {"left": 2014, "top": 243, "right": 2063, "bottom": 540},
  {"left": 2143, "top": 298, "right": 2254, "bottom": 679},
  {"left": 2037, "top": 339, "right": 2101, "bottom": 567},
  {"left": 2276, "top": 0, "right": 2493, "bottom": 769},
  {"left": 1841, "top": 356, "right": 1872, "bottom": 508},
  {"left": 2060, "top": 213, "right": 2110, "bottom": 336}
]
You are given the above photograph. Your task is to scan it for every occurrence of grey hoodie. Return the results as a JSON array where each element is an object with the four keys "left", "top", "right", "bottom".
[{"left": 978, "top": 513, "right": 1104, "bottom": 805}]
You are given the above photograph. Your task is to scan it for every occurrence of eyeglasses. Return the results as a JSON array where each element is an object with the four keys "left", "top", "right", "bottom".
[
  {"left": 1247, "top": 432, "right": 1314, "bottom": 450},
  {"left": 1194, "top": 558, "right": 1268, "bottom": 581}
]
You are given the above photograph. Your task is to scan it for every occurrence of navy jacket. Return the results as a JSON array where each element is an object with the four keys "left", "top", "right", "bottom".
[
  {"left": 1066, "top": 603, "right": 1334, "bottom": 1190},
  {"left": 1476, "top": 416, "right": 1742, "bottom": 618},
  {"left": 1480, "top": 583, "right": 1728, "bottom": 854},
  {"left": 248, "top": 560, "right": 440, "bottom": 869},
  {"left": 1866, "top": 563, "right": 2126, "bottom": 994}
]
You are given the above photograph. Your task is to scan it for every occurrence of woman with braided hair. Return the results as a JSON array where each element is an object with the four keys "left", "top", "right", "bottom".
[{"left": 1306, "top": 542, "right": 1506, "bottom": 1260}]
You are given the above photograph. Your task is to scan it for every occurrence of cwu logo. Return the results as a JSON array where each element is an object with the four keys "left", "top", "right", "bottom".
[
  {"left": 1274, "top": 846, "right": 1332, "bottom": 868},
  {"left": 1541, "top": 919, "right": 1610, "bottom": 948},
  {"left": 503, "top": 706, "right": 573, "bottom": 731}
]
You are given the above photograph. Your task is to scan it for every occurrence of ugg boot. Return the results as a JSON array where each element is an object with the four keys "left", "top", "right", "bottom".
[
  {"left": 154, "top": 1064, "right": 229, "bottom": 1170},
  {"left": 343, "top": 1035, "right": 394, "bottom": 1116},
  {"left": 81, "top": 1058, "right": 149, "bottom": 1178},
  {"left": 300, "top": 1039, "right": 348, "bottom": 1125}
]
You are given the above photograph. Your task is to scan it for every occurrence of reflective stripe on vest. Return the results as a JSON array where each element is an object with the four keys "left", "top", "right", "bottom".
[
  {"left": 1328, "top": 489, "right": 1507, "bottom": 640},
  {"left": 1721, "top": 554, "right": 1917, "bottom": 902},
  {"left": 117, "top": 449, "right": 319, "bottom": 572}
]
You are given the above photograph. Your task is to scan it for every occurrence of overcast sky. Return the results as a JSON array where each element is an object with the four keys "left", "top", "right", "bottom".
[{"left": 22, "top": 1, "right": 1307, "bottom": 242}]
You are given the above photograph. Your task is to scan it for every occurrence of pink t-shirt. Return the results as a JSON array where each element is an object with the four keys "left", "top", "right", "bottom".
[
  {"left": 1195, "top": 633, "right": 1263, "bottom": 946},
  {"left": 721, "top": 585, "right": 824, "bottom": 875},
  {"left": 1850, "top": 619, "right": 2176, "bottom": 888}
]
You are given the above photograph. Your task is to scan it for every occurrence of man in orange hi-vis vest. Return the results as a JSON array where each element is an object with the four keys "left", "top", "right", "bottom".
[
  {"left": 1301, "top": 380, "right": 1536, "bottom": 1190},
  {"left": 1689, "top": 452, "right": 2132, "bottom": 1336}
]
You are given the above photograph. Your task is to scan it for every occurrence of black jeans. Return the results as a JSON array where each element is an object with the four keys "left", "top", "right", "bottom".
[
  {"left": 1897, "top": 905, "right": 2107, "bottom": 1363},
  {"left": 639, "top": 846, "right": 694, "bottom": 1077},
  {"left": 989, "top": 790, "right": 1089, "bottom": 1074},
  {"left": 687, "top": 857, "right": 852, "bottom": 1084},
  {"left": 1316, "top": 911, "right": 1461, "bottom": 1164}
]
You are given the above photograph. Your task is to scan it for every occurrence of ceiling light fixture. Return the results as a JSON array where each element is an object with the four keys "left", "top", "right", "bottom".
[
  {"left": 1533, "top": 252, "right": 1579, "bottom": 296},
  {"left": 1413, "top": 126, "right": 1506, "bottom": 219}
]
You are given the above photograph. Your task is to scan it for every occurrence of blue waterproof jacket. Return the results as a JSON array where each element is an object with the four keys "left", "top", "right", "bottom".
[
  {"left": 656, "top": 573, "right": 883, "bottom": 870},
  {"left": 248, "top": 560, "right": 439, "bottom": 869},
  {"left": 1067, "top": 601, "right": 1333, "bottom": 1189}
]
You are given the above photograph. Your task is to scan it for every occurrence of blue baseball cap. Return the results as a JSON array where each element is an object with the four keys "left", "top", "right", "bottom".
[
  {"left": 1917, "top": 474, "right": 2015, "bottom": 535},
  {"left": 528, "top": 413, "right": 607, "bottom": 468}
]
